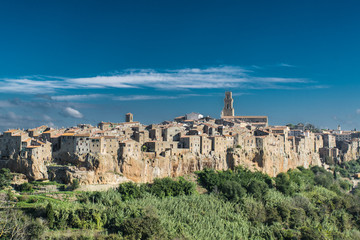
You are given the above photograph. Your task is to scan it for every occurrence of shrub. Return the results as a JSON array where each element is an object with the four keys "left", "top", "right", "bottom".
[
  {"left": 242, "top": 197, "right": 266, "bottom": 223},
  {"left": 20, "top": 182, "right": 33, "bottom": 192},
  {"left": 247, "top": 179, "right": 269, "bottom": 199},
  {"left": 120, "top": 214, "right": 165, "bottom": 239},
  {"left": 118, "top": 182, "right": 145, "bottom": 201},
  {"left": 0, "top": 168, "right": 12, "bottom": 189},
  {"left": 149, "top": 177, "right": 196, "bottom": 198},
  {"left": 26, "top": 218, "right": 46, "bottom": 239},
  {"left": 275, "top": 173, "right": 294, "bottom": 196},
  {"left": 196, "top": 168, "right": 222, "bottom": 192},
  {"left": 46, "top": 203, "right": 55, "bottom": 229},
  {"left": 218, "top": 180, "right": 246, "bottom": 202},
  {"left": 314, "top": 173, "right": 333, "bottom": 189},
  {"left": 70, "top": 179, "right": 80, "bottom": 191}
]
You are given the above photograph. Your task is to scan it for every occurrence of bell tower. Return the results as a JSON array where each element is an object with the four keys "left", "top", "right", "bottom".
[{"left": 221, "top": 91, "right": 234, "bottom": 117}]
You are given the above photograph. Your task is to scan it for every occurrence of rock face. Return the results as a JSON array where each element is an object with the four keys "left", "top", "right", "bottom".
[
  {"left": 48, "top": 152, "right": 127, "bottom": 185},
  {"left": 1, "top": 134, "right": 324, "bottom": 184},
  {"left": 119, "top": 136, "right": 322, "bottom": 182},
  {"left": 0, "top": 156, "right": 48, "bottom": 181},
  {"left": 338, "top": 139, "right": 360, "bottom": 162}
]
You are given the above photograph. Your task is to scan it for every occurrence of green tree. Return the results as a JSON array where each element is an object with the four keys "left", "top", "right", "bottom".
[
  {"left": 70, "top": 179, "right": 80, "bottom": 191},
  {"left": 20, "top": 182, "right": 33, "bottom": 192},
  {"left": 247, "top": 179, "right": 269, "bottom": 199},
  {"left": 218, "top": 180, "right": 246, "bottom": 202},
  {"left": 0, "top": 168, "right": 12, "bottom": 189},
  {"left": 117, "top": 182, "right": 144, "bottom": 201},
  {"left": 46, "top": 203, "right": 55, "bottom": 229},
  {"left": 275, "top": 172, "right": 294, "bottom": 196}
]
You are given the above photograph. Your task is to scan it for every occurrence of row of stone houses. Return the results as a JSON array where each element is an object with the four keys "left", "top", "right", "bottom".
[{"left": 1, "top": 113, "right": 360, "bottom": 166}]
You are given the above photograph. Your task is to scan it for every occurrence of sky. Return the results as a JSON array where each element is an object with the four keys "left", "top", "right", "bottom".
[{"left": 0, "top": 0, "right": 360, "bottom": 131}]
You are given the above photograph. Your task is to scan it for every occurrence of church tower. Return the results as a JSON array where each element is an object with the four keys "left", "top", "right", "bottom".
[
  {"left": 221, "top": 91, "right": 234, "bottom": 117},
  {"left": 125, "top": 113, "right": 133, "bottom": 122}
]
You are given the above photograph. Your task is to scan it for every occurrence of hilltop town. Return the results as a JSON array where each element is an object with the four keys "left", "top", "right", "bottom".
[{"left": 0, "top": 92, "right": 359, "bottom": 184}]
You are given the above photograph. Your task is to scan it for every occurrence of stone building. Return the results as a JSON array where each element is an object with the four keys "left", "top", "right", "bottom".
[
  {"left": 0, "top": 129, "right": 29, "bottom": 159},
  {"left": 21, "top": 140, "right": 52, "bottom": 162},
  {"left": 119, "top": 140, "right": 140, "bottom": 158},
  {"left": 185, "top": 112, "right": 204, "bottom": 120},
  {"left": 179, "top": 135, "right": 201, "bottom": 153},
  {"left": 162, "top": 126, "right": 182, "bottom": 141},
  {"left": 200, "top": 135, "right": 212, "bottom": 155},
  {"left": 210, "top": 136, "right": 227, "bottom": 153},
  {"left": 323, "top": 134, "right": 336, "bottom": 148}
]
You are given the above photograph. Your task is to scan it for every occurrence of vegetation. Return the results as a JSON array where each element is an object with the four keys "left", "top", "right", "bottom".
[
  {"left": 2, "top": 164, "right": 360, "bottom": 239},
  {"left": 335, "top": 158, "right": 360, "bottom": 178},
  {"left": 69, "top": 179, "right": 80, "bottom": 191},
  {"left": 0, "top": 168, "right": 11, "bottom": 189}
]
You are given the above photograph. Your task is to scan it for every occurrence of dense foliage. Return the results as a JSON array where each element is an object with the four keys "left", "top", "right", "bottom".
[
  {"left": 0, "top": 168, "right": 11, "bottom": 189},
  {"left": 196, "top": 166, "right": 360, "bottom": 239},
  {"left": 335, "top": 158, "right": 360, "bottom": 178},
  {"left": 2, "top": 165, "right": 360, "bottom": 239}
]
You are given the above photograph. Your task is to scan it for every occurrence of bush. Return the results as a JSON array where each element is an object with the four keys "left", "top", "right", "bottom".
[
  {"left": 27, "top": 218, "right": 46, "bottom": 239},
  {"left": 196, "top": 168, "right": 223, "bottom": 192},
  {"left": 339, "top": 179, "right": 352, "bottom": 191},
  {"left": 149, "top": 177, "right": 196, "bottom": 198},
  {"left": 20, "top": 182, "right": 33, "bottom": 192},
  {"left": 0, "top": 168, "right": 12, "bottom": 189},
  {"left": 120, "top": 214, "right": 165, "bottom": 239},
  {"left": 242, "top": 197, "right": 266, "bottom": 223},
  {"left": 247, "top": 179, "right": 269, "bottom": 199},
  {"left": 70, "top": 179, "right": 80, "bottom": 191},
  {"left": 275, "top": 173, "right": 294, "bottom": 196},
  {"left": 314, "top": 173, "right": 333, "bottom": 189},
  {"left": 118, "top": 182, "right": 145, "bottom": 201},
  {"left": 46, "top": 203, "right": 55, "bottom": 229},
  {"left": 218, "top": 180, "right": 246, "bottom": 202}
]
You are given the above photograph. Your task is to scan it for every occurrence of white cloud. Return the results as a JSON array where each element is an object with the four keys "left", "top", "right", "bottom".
[
  {"left": 63, "top": 107, "right": 83, "bottom": 118},
  {"left": 114, "top": 95, "right": 178, "bottom": 101},
  {"left": 51, "top": 94, "right": 105, "bottom": 101},
  {"left": 113, "top": 93, "right": 215, "bottom": 101},
  {"left": 43, "top": 114, "right": 52, "bottom": 121},
  {"left": 0, "top": 65, "right": 312, "bottom": 93},
  {"left": 278, "top": 63, "right": 296, "bottom": 68}
]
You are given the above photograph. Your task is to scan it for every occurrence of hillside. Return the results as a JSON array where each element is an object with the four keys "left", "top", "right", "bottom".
[{"left": 1, "top": 164, "right": 360, "bottom": 239}]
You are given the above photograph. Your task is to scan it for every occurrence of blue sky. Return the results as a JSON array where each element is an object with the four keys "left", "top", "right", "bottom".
[{"left": 0, "top": 0, "right": 359, "bottom": 130}]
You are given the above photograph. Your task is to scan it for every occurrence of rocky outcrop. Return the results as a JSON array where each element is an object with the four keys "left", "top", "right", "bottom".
[
  {"left": 119, "top": 141, "right": 322, "bottom": 182},
  {"left": 0, "top": 156, "right": 48, "bottom": 181},
  {"left": 1, "top": 136, "right": 324, "bottom": 183},
  {"left": 49, "top": 152, "right": 127, "bottom": 184},
  {"left": 338, "top": 139, "right": 360, "bottom": 162}
]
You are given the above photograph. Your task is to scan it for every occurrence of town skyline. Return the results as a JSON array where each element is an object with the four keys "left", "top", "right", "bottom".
[{"left": 0, "top": 1, "right": 360, "bottom": 130}]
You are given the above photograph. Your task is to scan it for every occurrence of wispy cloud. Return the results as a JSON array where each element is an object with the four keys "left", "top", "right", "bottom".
[
  {"left": 356, "top": 109, "right": 360, "bottom": 114},
  {"left": 0, "top": 65, "right": 313, "bottom": 93},
  {"left": 277, "top": 63, "right": 296, "bottom": 68},
  {"left": 62, "top": 107, "right": 83, "bottom": 118},
  {"left": 113, "top": 95, "right": 178, "bottom": 101},
  {"left": 51, "top": 94, "right": 105, "bottom": 101},
  {"left": 113, "top": 93, "right": 215, "bottom": 101}
]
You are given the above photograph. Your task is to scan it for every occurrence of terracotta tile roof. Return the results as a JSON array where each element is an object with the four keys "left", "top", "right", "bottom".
[
  {"left": 26, "top": 146, "right": 40, "bottom": 149},
  {"left": 4, "top": 129, "right": 17, "bottom": 133},
  {"left": 74, "top": 133, "right": 90, "bottom": 137},
  {"left": 61, "top": 133, "right": 75, "bottom": 136}
]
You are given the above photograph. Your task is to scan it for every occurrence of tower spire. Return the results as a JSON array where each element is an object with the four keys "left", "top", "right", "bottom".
[{"left": 221, "top": 91, "right": 234, "bottom": 117}]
